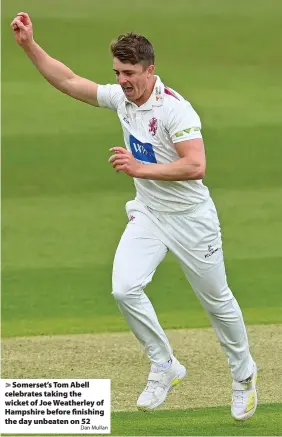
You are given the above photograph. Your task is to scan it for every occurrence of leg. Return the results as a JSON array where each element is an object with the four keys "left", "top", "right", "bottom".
[
  {"left": 164, "top": 198, "right": 257, "bottom": 419},
  {"left": 112, "top": 205, "right": 172, "bottom": 364},
  {"left": 113, "top": 201, "right": 187, "bottom": 411}
]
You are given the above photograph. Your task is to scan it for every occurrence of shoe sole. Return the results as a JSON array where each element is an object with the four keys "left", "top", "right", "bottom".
[{"left": 137, "top": 367, "right": 187, "bottom": 412}]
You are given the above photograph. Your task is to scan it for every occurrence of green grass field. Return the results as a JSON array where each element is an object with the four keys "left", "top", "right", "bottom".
[{"left": 2, "top": 0, "right": 282, "bottom": 435}]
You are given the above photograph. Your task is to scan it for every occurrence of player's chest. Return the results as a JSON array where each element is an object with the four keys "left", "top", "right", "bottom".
[{"left": 117, "top": 107, "right": 167, "bottom": 164}]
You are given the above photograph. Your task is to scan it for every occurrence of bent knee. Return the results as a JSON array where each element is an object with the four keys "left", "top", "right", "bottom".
[
  {"left": 112, "top": 289, "right": 127, "bottom": 302},
  {"left": 206, "top": 296, "right": 239, "bottom": 316},
  {"left": 112, "top": 282, "right": 143, "bottom": 302}
]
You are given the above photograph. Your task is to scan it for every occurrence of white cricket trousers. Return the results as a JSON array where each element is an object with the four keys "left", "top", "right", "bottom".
[{"left": 112, "top": 198, "right": 255, "bottom": 382}]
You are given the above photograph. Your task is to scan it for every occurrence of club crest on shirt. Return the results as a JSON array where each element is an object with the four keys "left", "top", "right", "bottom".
[{"left": 148, "top": 117, "right": 158, "bottom": 136}]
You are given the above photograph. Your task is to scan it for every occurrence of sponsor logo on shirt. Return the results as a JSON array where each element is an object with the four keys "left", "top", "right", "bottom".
[
  {"left": 129, "top": 135, "right": 157, "bottom": 163},
  {"left": 123, "top": 116, "right": 130, "bottom": 125},
  {"left": 175, "top": 127, "right": 201, "bottom": 137},
  {"left": 148, "top": 117, "right": 158, "bottom": 136}
]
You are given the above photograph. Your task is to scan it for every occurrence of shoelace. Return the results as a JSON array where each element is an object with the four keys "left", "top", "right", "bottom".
[
  {"left": 145, "top": 368, "right": 166, "bottom": 393},
  {"left": 233, "top": 390, "right": 244, "bottom": 405},
  {"left": 145, "top": 381, "right": 158, "bottom": 393}
]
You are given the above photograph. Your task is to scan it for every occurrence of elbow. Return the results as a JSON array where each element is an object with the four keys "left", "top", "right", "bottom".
[
  {"left": 58, "top": 73, "right": 77, "bottom": 95},
  {"left": 188, "top": 163, "right": 206, "bottom": 180},
  {"left": 197, "top": 165, "right": 206, "bottom": 179}
]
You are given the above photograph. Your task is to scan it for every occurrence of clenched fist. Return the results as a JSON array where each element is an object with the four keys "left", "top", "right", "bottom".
[{"left": 11, "top": 12, "right": 33, "bottom": 47}]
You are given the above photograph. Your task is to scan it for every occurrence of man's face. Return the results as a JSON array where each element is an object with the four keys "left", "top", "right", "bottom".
[{"left": 113, "top": 57, "right": 155, "bottom": 102}]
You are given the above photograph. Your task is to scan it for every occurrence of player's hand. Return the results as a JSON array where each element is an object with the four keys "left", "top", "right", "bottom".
[
  {"left": 109, "top": 147, "right": 142, "bottom": 177},
  {"left": 11, "top": 12, "right": 33, "bottom": 47}
]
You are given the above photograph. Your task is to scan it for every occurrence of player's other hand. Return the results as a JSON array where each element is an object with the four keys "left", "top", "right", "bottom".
[
  {"left": 109, "top": 147, "right": 142, "bottom": 178},
  {"left": 11, "top": 12, "right": 33, "bottom": 47}
]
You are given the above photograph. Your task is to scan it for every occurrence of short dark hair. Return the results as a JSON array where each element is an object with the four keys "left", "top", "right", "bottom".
[{"left": 110, "top": 32, "right": 155, "bottom": 67}]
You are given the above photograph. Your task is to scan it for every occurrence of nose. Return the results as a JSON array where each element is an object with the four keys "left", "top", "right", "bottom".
[{"left": 118, "top": 75, "right": 127, "bottom": 86}]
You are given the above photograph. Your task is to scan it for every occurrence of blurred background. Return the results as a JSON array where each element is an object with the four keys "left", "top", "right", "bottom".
[{"left": 2, "top": 0, "right": 282, "bottom": 337}]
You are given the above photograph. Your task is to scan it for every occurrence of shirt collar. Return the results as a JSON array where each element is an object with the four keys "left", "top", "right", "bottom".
[{"left": 124, "top": 76, "right": 164, "bottom": 111}]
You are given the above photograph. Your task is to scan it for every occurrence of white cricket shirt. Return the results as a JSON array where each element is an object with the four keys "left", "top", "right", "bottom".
[{"left": 97, "top": 76, "right": 210, "bottom": 213}]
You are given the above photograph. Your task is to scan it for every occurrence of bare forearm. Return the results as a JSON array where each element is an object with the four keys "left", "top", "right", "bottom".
[
  {"left": 11, "top": 13, "right": 98, "bottom": 105},
  {"left": 136, "top": 158, "right": 205, "bottom": 181},
  {"left": 23, "top": 41, "right": 75, "bottom": 92}
]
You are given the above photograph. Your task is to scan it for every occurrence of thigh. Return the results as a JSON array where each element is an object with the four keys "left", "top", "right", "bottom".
[
  {"left": 165, "top": 198, "right": 223, "bottom": 275},
  {"left": 113, "top": 207, "right": 168, "bottom": 293},
  {"left": 165, "top": 199, "right": 233, "bottom": 306},
  {"left": 180, "top": 256, "right": 233, "bottom": 311}
]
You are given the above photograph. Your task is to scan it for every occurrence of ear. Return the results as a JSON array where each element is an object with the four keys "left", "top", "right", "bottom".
[{"left": 147, "top": 64, "right": 155, "bottom": 77}]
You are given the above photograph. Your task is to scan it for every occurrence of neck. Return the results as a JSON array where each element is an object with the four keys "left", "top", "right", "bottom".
[{"left": 134, "top": 76, "right": 157, "bottom": 106}]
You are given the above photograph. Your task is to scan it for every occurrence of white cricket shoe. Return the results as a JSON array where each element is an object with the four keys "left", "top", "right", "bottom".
[
  {"left": 231, "top": 364, "right": 258, "bottom": 421},
  {"left": 137, "top": 357, "right": 186, "bottom": 411}
]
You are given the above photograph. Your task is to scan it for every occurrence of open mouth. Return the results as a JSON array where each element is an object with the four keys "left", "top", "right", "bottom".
[{"left": 123, "top": 87, "right": 133, "bottom": 94}]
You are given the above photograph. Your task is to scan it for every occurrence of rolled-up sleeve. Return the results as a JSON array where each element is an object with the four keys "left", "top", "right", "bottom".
[{"left": 167, "top": 101, "right": 203, "bottom": 143}]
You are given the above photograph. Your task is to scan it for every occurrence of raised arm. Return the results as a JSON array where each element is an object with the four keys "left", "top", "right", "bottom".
[{"left": 11, "top": 12, "right": 99, "bottom": 106}]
